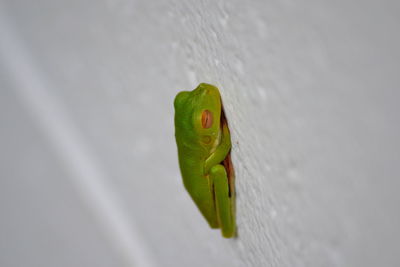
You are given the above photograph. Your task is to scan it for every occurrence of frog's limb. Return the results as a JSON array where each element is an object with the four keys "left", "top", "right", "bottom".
[
  {"left": 204, "top": 124, "right": 231, "bottom": 173},
  {"left": 210, "top": 164, "right": 235, "bottom": 238}
]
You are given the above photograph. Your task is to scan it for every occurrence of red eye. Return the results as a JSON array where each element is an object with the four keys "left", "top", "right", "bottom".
[{"left": 201, "top": 110, "right": 213, "bottom": 129}]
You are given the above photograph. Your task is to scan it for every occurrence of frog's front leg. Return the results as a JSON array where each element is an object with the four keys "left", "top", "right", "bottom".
[
  {"left": 204, "top": 123, "right": 231, "bottom": 173},
  {"left": 210, "top": 164, "right": 235, "bottom": 238}
]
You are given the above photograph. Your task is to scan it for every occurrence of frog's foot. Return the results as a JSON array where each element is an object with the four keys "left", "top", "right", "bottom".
[{"left": 210, "top": 164, "right": 235, "bottom": 238}]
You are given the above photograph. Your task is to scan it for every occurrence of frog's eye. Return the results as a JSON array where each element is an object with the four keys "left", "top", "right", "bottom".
[{"left": 201, "top": 110, "right": 213, "bottom": 129}]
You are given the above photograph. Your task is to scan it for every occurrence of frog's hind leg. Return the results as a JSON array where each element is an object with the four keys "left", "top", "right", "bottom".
[{"left": 210, "top": 164, "right": 235, "bottom": 238}]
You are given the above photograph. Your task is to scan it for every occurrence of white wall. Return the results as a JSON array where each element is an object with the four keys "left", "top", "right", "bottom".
[{"left": 1, "top": 1, "right": 399, "bottom": 266}]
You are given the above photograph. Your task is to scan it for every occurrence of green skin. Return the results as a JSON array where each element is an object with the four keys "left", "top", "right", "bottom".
[{"left": 174, "top": 83, "right": 235, "bottom": 238}]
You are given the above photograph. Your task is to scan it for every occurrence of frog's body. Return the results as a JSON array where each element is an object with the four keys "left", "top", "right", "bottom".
[{"left": 174, "top": 83, "right": 235, "bottom": 238}]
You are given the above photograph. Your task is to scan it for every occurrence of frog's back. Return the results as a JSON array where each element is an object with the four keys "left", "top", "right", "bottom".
[{"left": 175, "top": 133, "right": 208, "bottom": 193}]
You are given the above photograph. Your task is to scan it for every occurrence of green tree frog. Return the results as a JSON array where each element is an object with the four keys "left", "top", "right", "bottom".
[{"left": 174, "top": 83, "right": 236, "bottom": 238}]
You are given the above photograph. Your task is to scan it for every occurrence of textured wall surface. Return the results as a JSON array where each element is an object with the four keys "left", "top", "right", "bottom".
[{"left": 1, "top": 1, "right": 400, "bottom": 266}]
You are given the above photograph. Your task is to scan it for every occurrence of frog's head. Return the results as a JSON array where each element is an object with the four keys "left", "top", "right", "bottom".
[{"left": 174, "top": 83, "right": 222, "bottom": 148}]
